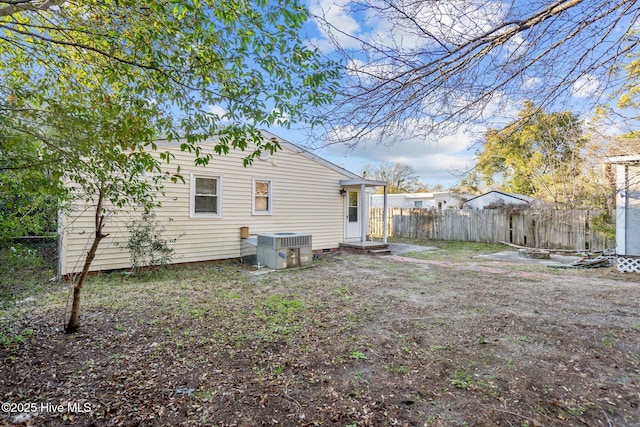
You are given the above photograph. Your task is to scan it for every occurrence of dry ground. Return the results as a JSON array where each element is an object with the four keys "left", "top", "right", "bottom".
[{"left": 0, "top": 242, "right": 639, "bottom": 426}]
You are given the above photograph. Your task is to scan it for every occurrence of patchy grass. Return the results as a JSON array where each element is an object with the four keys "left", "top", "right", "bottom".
[
  {"left": 1, "top": 244, "right": 639, "bottom": 426},
  {"left": 391, "top": 237, "right": 506, "bottom": 261}
]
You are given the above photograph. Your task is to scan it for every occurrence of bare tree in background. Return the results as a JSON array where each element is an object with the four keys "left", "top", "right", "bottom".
[
  {"left": 362, "top": 162, "right": 425, "bottom": 193},
  {"left": 312, "top": 0, "right": 640, "bottom": 144}
]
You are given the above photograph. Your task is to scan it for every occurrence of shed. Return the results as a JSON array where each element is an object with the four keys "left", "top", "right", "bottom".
[
  {"left": 369, "top": 191, "right": 470, "bottom": 209},
  {"left": 461, "top": 191, "right": 534, "bottom": 210},
  {"left": 608, "top": 139, "right": 640, "bottom": 272}
]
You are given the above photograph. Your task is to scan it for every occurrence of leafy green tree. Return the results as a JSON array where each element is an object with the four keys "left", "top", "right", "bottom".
[
  {"left": 471, "top": 102, "right": 592, "bottom": 208},
  {"left": 0, "top": 143, "right": 58, "bottom": 240},
  {"left": 0, "top": 0, "right": 338, "bottom": 333}
]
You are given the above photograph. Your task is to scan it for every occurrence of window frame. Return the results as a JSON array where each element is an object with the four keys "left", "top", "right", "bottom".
[
  {"left": 252, "top": 178, "right": 272, "bottom": 215},
  {"left": 190, "top": 174, "right": 222, "bottom": 218}
]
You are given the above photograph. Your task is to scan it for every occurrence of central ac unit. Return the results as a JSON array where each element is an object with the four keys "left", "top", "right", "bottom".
[{"left": 256, "top": 232, "right": 312, "bottom": 269}]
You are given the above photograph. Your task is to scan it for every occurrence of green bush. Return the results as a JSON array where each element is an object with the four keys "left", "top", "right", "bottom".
[
  {"left": 126, "top": 211, "right": 176, "bottom": 275},
  {"left": 590, "top": 212, "right": 616, "bottom": 242}
]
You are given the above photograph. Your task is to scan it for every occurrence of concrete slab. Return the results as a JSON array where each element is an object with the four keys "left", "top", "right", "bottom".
[
  {"left": 388, "top": 243, "right": 439, "bottom": 254},
  {"left": 478, "top": 250, "right": 582, "bottom": 266}
]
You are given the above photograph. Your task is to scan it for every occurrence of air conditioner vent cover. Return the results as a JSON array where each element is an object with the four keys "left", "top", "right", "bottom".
[{"left": 257, "top": 233, "right": 312, "bottom": 249}]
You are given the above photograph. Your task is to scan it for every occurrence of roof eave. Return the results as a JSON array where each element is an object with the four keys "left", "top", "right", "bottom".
[{"left": 340, "top": 179, "right": 387, "bottom": 187}]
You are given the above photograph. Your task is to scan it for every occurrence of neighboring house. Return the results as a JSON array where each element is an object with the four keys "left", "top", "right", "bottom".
[
  {"left": 461, "top": 191, "right": 534, "bottom": 209},
  {"left": 370, "top": 191, "right": 470, "bottom": 209},
  {"left": 58, "top": 131, "right": 387, "bottom": 275},
  {"left": 608, "top": 139, "right": 640, "bottom": 272}
]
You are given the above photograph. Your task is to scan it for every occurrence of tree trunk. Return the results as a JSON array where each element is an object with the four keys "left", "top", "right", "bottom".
[{"left": 65, "top": 188, "right": 108, "bottom": 334}]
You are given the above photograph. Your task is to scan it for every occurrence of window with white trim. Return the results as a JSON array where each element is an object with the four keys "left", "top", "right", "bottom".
[
  {"left": 253, "top": 179, "right": 272, "bottom": 214},
  {"left": 191, "top": 175, "right": 221, "bottom": 217}
]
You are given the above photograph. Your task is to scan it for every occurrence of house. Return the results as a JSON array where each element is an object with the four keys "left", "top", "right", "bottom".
[
  {"left": 461, "top": 190, "right": 534, "bottom": 209},
  {"left": 58, "top": 131, "right": 388, "bottom": 275},
  {"left": 607, "top": 139, "right": 640, "bottom": 272},
  {"left": 369, "top": 191, "right": 469, "bottom": 209}
]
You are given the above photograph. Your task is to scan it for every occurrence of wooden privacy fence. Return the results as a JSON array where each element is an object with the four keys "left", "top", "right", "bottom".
[{"left": 369, "top": 208, "right": 614, "bottom": 251}]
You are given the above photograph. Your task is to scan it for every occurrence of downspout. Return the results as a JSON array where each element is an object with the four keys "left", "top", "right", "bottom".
[{"left": 382, "top": 184, "right": 388, "bottom": 244}]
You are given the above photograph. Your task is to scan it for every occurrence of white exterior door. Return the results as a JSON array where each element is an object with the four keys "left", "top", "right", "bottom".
[{"left": 345, "top": 189, "right": 361, "bottom": 239}]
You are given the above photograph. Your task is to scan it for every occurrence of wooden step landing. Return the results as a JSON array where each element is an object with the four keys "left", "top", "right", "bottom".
[{"left": 339, "top": 241, "right": 390, "bottom": 255}]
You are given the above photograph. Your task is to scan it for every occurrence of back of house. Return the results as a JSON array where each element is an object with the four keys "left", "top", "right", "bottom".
[{"left": 58, "top": 132, "right": 372, "bottom": 275}]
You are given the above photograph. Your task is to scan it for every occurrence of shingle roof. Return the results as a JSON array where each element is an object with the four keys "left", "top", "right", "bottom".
[{"left": 607, "top": 138, "right": 640, "bottom": 157}]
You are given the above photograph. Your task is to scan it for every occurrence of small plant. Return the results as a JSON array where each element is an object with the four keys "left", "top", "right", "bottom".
[
  {"left": 566, "top": 406, "right": 584, "bottom": 416},
  {"left": 450, "top": 368, "right": 473, "bottom": 390},
  {"left": 269, "top": 363, "right": 285, "bottom": 376},
  {"left": 349, "top": 350, "right": 368, "bottom": 360},
  {"left": 602, "top": 331, "right": 615, "bottom": 348},
  {"left": 428, "top": 344, "right": 446, "bottom": 354},
  {"left": 0, "top": 328, "right": 35, "bottom": 346},
  {"left": 126, "top": 211, "right": 177, "bottom": 274}
]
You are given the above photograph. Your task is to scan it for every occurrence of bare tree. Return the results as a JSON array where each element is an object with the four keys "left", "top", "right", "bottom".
[
  {"left": 362, "top": 161, "right": 423, "bottom": 193},
  {"left": 312, "top": 0, "right": 640, "bottom": 144}
]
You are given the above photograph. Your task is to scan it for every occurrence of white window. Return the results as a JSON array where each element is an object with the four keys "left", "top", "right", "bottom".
[
  {"left": 414, "top": 201, "right": 423, "bottom": 208},
  {"left": 253, "top": 179, "right": 272, "bottom": 215},
  {"left": 191, "top": 175, "right": 221, "bottom": 217}
]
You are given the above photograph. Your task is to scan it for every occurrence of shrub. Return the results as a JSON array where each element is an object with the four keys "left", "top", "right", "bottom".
[
  {"left": 126, "top": 211, "right": 176, "bottom": 274},
  {"left": 590, "top": 211, "right": 616, "bottom": 242}
]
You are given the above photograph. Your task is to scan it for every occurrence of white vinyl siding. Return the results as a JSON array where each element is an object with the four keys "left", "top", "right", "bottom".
[
  {"left": 252, "top": 179, "right": 272, "bottom": 215},
  {"left": 59, "top": 137, "right": 359, "bottom": 275}
]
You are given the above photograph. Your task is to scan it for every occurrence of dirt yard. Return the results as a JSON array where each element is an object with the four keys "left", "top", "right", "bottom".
[{"left": 1, "top": 243, "right": 638, "bottom": 426}]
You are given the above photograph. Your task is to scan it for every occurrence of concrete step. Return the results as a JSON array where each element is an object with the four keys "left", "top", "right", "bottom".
[{"left": 368, "top": 248, "right": 392, "bottom": 256}]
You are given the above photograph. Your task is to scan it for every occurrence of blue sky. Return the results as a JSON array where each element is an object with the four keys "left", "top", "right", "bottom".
[
  {"left": 263, "top": 0, "right": 633, "bottom": 188},
  {"left": 262, "top": 0, "right": 492, "bottom": 187}
]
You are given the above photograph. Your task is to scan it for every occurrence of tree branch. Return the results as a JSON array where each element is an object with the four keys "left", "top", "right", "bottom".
[{"left": 0, "top": 0, "right": 65, "bottom": 18}]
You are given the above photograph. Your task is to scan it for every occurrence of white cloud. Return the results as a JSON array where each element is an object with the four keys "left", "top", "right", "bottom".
[
  {"left": 316, "top": 124, "right": 482, "bottom": 186},
  {"left": 302, "top": 0, "right": 523, "bottom": 185},
  {"left": 572, "top": 74, "right": 600, "bottom": 99},
  {"left": 308, "top": 0, "right": 362, "bottom": 51},
  {"left": 522, "top": 76, "right": 541, "bottom": 89},
  {"left": 308, "top": 0, "right": 506, "bottom": 53},
  {"left": 207, "top": 105, "right": 227, "bottom": 117},
  {"left": 345, "top": 58, "right": 398, "bottom": 81},
  {"left": 505, "top": 33, "right": 528, "bottom": 57}
]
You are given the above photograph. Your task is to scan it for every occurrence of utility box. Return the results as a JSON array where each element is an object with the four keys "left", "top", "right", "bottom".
[{"left": 256, "top": 233, "right": 312, "bottom": 269}]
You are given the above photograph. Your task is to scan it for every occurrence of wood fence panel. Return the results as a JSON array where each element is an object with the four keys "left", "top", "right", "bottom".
[{"left": 369, "top": 207, "right": 614, "bottom": 251}]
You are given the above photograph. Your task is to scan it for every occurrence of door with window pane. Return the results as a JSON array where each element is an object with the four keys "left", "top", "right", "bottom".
[{"left": 345, "top": 189, "right": 361, "bottom": 239}]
